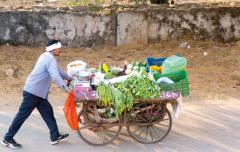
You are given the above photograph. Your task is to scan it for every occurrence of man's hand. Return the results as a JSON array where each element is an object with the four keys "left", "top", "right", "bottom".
[
  {"left": 63, "top": 85, "right": 71, "bottom": 93},
  {"left": 66, "top": 78, "right": 72, "bottom": 87}
]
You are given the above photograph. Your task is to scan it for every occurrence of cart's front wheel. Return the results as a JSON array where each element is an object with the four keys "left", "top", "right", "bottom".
[
  {"left": 127, "top": 103, "right": 172, "bottom": 143},
  {"left": 77, "top": 105, "right": 122, "bottom": 146}
]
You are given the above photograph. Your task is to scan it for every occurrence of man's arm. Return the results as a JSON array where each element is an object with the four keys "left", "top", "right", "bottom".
[
  {"left": 47, "top": 59, "right": 69, "bottom": 92},
  {"left": 58, "top": 64, "right": 71, "bottom": 81}
]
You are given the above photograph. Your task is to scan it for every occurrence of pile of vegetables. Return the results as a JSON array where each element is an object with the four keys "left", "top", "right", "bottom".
[
  {"left": 116, "top": 75, "right": 161, "bottom": 99},
  {"left": 125, "top": 61, "right": 147, "bottom": 75},
  {"left": 97, "top": 75, "right": 161, "bottom": 117},
  {"left": 97, "top": 82, "right": 133, "bottom": 117},
  {"left": 99, "top": 63, "right": 126, "bottom": 80},
  {"left": 100, "top": 61, "right": 148, "bottom": 80},
  {"left": 97, "top": 82, "right": 113, "bottom": 107}
]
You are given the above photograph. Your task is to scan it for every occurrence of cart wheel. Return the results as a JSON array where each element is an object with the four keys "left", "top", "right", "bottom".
[
  {"left": 77, "top": 104, "right": 122, "bottom": 146},
  {"left": 127, "top": 102, "right": 172, "bottom": 143}
]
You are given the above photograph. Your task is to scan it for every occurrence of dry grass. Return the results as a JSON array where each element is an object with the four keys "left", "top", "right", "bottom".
[{"left": 0, "top": 0, "right": 239, "bottom": 8}]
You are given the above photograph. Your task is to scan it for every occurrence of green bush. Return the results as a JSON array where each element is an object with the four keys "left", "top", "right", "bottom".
[
  {"left": 65, "top": 0, "right": 103, "bottom": 7},
  {"left": 131, "top": 0, "right": 148, "bottom": 5},
  {"left": 65, "top": 0, "right": 171, "bottom": 7}
]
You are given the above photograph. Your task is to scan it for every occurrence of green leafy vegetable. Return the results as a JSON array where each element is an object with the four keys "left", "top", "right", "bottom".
[{"left": 97, "top": 75, "right": 161, "bottom": 117}]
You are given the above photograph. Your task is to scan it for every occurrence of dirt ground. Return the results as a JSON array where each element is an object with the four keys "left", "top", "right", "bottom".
[
  {"left": 0, "top": 40, "right": 240, "bottom": 151},
  {"left": 0, "top": 40, "right": 240, "bottom": 103},
  {"left": 0, "top": 2, "right": 240, "bottom": 152}
]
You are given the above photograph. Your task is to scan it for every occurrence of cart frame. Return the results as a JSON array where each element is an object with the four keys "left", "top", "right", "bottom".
[{"left": 76, "top": 97, "right": 176, "bottom": 146}]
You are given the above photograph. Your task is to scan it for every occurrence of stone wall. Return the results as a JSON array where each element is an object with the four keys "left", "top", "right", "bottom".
[
  {"left": 0, "top": 6, "right": 240, "bottom": 47},
  {"left": 0, "top": 11, "right": 116, "bottom": 47},
  {"left": 147, "top": 7, "right": 240, "bottom": 42},
  {"left": 45, "top": 13, "right": 116, "bottom": 47},
  {"left": 117, "top": 12, "right": 148, "bottom": 45}
]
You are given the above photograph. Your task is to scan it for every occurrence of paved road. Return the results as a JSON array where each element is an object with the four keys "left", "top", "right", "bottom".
[{"left": 0, "top": 98, "right": 240, "bottom": 152}]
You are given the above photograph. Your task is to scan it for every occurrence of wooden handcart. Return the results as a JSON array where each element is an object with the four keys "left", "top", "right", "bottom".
[{"left": 75, "top": 92, "right": 180, "bottom": 146}]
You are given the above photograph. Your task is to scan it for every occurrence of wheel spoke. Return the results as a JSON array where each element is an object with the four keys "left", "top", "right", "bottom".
[
  {"left": 151, "top": 112, "right": 160, "bottom": 121},
  {"left": 144, "top": 127, "right": 149, "bottom": 140},
  {"left": 101, "top": 131, "right": 110, "bottom": 143},
  {"left": 151, "top": 126, "right": 162, "bottom": 139},
  {"left": 139, "top": 108, "right": 147, "bottom": 121},
  {"left": 156, "top": 123, "right": 169, "bottom": 127},
  {"left": 149, "top": 126, "right": 154, "bottom": 141},
  {"left": 128, "top": 105, "right": 172, "bottom": 144},
  {"left": 79, "top": 124, "right": 96, "bottom": 130},
  {"left": 146, "top": 104, "right": 149, "bottom": 120},
  {"left": 151, "top": 108, "right": 162, "bottom": 121},
  {"left": 132, "top": 127, "right": 141, "bottom": 135},
  {"left": 78, "top": 104, "right": 121, "bottom": 146},
  {"left": 161, "top": 118, "right": 170, "bottom": 121},
  {"left": 152, "top": 125, "right": 166, "bottom": 134},
  {"left": 136, "top": 113, "right": 147, "bottom": 122},
  {"left": 149, "top": 104, "right": 154, "bottom": 122},
  {"left": 137, "top": 127, "right": 145, "bottom": 137}
]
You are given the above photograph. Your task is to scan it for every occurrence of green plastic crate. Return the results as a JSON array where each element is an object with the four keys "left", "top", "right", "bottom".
[
  {"left": 159, "top": 79, "right": 189, "bottom": 96},
  {"left": 156, "top": 70, "right": 190, "bottom": 96},
  {"left": 154, "top": 70, "right": 188, "bottom": 82}
]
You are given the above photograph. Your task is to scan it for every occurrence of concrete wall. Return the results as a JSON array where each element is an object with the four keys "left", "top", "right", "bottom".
[
  {"left": 0, "top": 7, "right": 240, "bottom": 47},
  {"left": 0, "top": 11, "right": 116, "bottom": 47},
  {"left": 147, "top": 7, "right": 240, "bottom": 42},
  {"left": 117, "top": 12, "right": 148, "bottom": 45},
  {"left": 45, "top": 13, "right": 116, "bottom": 47}
]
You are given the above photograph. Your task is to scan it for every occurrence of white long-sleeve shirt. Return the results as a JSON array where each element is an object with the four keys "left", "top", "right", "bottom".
[{"left": 23, "top": 52, "right": 70, "bottom": 99}]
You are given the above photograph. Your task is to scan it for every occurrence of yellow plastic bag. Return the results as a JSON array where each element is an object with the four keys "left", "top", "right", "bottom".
[{"left": 150, "top": 65, "right": 162, "bottom": 72}]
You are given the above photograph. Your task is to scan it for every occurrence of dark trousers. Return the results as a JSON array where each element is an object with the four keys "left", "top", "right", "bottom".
[{"left": 4, "top": 91, "right": 59, "bottom": 141}]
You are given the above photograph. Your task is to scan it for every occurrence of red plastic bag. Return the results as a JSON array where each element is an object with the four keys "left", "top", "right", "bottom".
[{"left": 63, "top": 91, "right": 78, "bottom": 131}]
